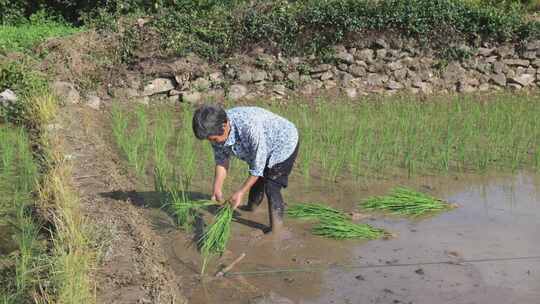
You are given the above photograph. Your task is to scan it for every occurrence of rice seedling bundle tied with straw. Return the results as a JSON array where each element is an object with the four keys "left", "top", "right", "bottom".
[
  {"left": 287, "top": 203, "right": 348, "bottom": 221},
  {"left": 361, "top": 187, "right": 456, "bottom": 217},
  {"left": 199, "top": 204, "right": 233, "bottom": 274}
]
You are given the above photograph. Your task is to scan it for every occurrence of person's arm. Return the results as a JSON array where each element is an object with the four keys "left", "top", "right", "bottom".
[
  {"left": 229, "top": 123, "right": 267, "bottom": 208},
  {"left": 212, "top": 160, "right": 229, "bottom": 202},
  {"left": 211, "top": 145, "right": 230, "bottom": 202},
  {"left": 229, "top": 175, "right": 259, "bottom": 208}
]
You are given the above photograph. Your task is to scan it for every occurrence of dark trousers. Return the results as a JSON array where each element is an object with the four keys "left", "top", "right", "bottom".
[{"left": 248, "top": 143, "right": 299, "bottom": 218}]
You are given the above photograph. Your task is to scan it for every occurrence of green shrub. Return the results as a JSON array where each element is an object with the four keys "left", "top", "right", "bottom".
[
  {"left": 0, "top": 11, "right": 80, "bottom": 53},
  {"left": 0, "top": 0, "right": 26, "bottom": 25},
  {"left": 4, "top": 0, "right": 539, "bottom": 60},
  {"left": 0, "top": 0, "right": 161, "bottom": 25},
  {"left": 140, "top": 0, "right": 540, "bottom": 60},
  {"left": 0, "top": 60, "right": 48, "bottom": 124}
]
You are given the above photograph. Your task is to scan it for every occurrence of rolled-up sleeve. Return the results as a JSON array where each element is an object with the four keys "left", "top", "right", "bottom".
[
  {"left": 212, "top": 145, "right": 230, "bottom": 167},
  {"left": 247, "top": 124, "right": 268, "bottom": 177}
]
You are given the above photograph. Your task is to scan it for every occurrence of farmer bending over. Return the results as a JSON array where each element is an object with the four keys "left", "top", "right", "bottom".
[{"left": 192, "top": 104, "right": 299, "bottom": 235}]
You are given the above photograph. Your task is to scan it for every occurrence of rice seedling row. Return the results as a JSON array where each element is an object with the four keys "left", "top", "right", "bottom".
[
  {"left": 0, "top": 126, "right": 40, "bottom": 301},
  {"left": 111, "top": 92, "right": 540, "bottom": 190}
]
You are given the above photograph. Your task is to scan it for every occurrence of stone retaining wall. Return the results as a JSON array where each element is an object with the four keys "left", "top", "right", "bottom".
[{"left": 59, "top": 38, "right": 540, "bottom": 106}]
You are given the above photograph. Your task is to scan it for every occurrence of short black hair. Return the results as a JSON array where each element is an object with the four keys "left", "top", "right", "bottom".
[{"left": 192, "top": 104, "right": 228, "bottom": 140}]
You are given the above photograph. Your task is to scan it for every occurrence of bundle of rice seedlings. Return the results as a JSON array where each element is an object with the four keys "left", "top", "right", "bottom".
[
  {"left": 361, "top": 187, "right": 455, "bottom": 217},
  {"left": 312, "top": 219, "right": 385, "bottom": 240},
  {"left": 287, "top": 203, "right": 348, "bottom": 221},
  {"left": 168, "top": 189, "right": 215, "bottom": 229},
  {"left": 199, "top": 204, "right": 233, "bottom": 274}
]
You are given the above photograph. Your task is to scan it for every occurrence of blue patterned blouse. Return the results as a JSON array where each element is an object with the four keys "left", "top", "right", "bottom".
[{"left": 211, "top": 106, "right": 299, "bottom": 177}]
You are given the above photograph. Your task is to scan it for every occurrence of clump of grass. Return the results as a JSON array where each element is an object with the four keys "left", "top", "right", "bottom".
[
  {"left": 361, "top": 187, "right": 455, "bottom": 217},
  {"left": 0, "top": 13, "right": 80, "bottom": 53},
  {"left": 38, "top": 146, "right": 95, "bottom": 304},
  {"left": 198, "top": 205, "right": 233, "bottom": 275},
  {"left": 312, "top": 219, "right": 385, "bottom": 240},
  {"left": 287, "top": 203, "right": 348, "bottom": 221},
  {"left": 0, "top": 126, "right": 40, "bottom": 301}
]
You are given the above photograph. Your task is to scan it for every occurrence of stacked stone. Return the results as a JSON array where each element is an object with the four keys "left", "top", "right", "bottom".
[{"left": 47, "top": 39, "right": 540, "bottom": 105}]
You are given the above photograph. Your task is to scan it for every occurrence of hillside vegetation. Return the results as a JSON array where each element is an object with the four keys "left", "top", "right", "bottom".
[{"left": 1, "top": 1, "right": 540, "bottom": 61}]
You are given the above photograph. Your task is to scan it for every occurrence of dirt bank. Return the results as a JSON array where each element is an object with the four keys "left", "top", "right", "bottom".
[{"left": 57, "top": 105, "right": 186, "bottom": 304}]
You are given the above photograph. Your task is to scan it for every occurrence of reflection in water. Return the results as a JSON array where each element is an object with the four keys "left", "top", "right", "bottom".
[
  {"left": 159, "top": 171, "right": 540, "bottom": 304},
  {"left": 319, "top": 171, "right": 540, "bottom": 304}
]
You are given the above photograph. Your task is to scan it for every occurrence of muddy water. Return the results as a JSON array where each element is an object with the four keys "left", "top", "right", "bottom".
[{"left": 153, "top": 171, "right": 540, "bottom": 304}]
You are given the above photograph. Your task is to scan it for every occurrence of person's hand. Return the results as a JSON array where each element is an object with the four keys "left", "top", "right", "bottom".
[
  {"left": 229, "top": 190, "right": 245, "bottom": 209},
  {"left": 211, "top": 190, "right": 224, "bottom": 203}
]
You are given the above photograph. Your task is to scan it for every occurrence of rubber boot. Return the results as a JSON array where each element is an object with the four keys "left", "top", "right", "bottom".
[
  {"left": 240, "top": 200, "right": 264, "bottom": 212},
  {"left": 268, "top": 208, "right": 284, "bottom": 234}
]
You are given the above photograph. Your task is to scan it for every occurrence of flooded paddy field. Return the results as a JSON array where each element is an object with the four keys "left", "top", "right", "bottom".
[
  {"left": 107, "top": 94, "right": 540, "bottom": 304},
  {"left": 141, "top": 171, "right": 540, "bottom": 304}
]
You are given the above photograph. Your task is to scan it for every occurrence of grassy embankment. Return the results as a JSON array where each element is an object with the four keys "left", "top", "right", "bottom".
[
  {"left": 0, "top": 91, "right": 94, "bottom": 304},
  {"left": 0, "top": 16, "right": 94, "bottom": 304}
]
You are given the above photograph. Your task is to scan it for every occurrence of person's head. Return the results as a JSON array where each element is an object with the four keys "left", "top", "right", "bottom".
[{"left": 192, "top": 104, "right": 230, "bottom": 143}]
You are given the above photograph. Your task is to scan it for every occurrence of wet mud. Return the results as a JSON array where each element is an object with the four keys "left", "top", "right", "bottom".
[
  {"left": 153, "top": 171, "right": 540, "bottom": 304},
  {"left": 91, "top": 103, "right": 539, "bottom": 303}
]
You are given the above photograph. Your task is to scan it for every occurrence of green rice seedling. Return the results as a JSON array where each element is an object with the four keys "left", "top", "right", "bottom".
[
  {"left": 152, "top": 111, "right": 174, "bottom": 192},
  {"left": 173, "top": 108, "right": 198, "bottom": 190},
  {"left": 111, "top": 103, "right": 151, "bottom": 177},
  {"left": 287, "top": 203, "right": 348, "bottom": 221},
  {"left": 0, "top": 126, "right": 39, "bottom": 301},
  {"left": 111, "top": 103, "right": 129, "bottom": 151},
  {"left": 312, "top": 219, "right": 385, "bottom": 240},
  {"left": 199, "top": 205, "right": 233, "bottom": 274},
  {"left": 361, "top": 187, "right": 455, "bottom": 217},
  {"left": 1, "top": 293, "right": 15, "bottom": 304},
  {"left": 153, "top": 165, "right": 169, "bottom": 193},
  {"left": 298, "top": 108, "right": 315, "bottom": 181},
  {"left": 168, "top": 189, "right": 194, "bottom": 229},
  {"left": 15, "top": 208, "right": 39, "bottom": 293},
  {"left": 131, "top": 105, "right": 151, "bottom": 176}
]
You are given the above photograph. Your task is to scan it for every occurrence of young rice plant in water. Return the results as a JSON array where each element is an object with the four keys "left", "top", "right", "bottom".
[
  {"left": 111, "top": 103, "right": 150, "bottom": 177},
  {"left": 0, "top": 126, "right": 39, "bottom": 302},
  {"left": 269, "top": 93, "right": 540, "bottom": 182}
]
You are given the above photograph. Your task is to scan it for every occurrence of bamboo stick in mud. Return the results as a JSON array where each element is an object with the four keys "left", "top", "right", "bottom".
[{"left": 215, "top": 252, "right": 246, "bottom": 278}]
